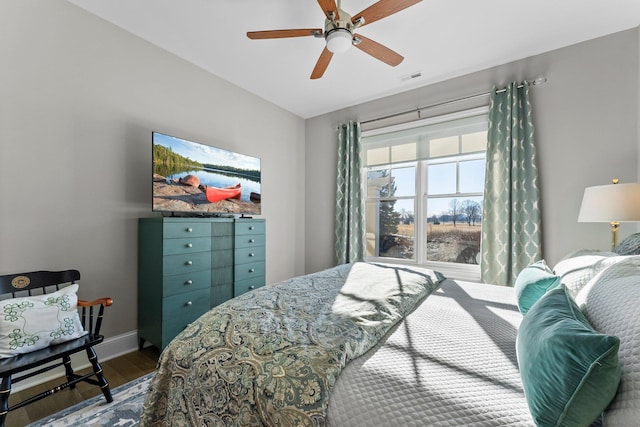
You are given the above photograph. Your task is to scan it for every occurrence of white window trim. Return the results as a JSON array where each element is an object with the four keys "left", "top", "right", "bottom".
[
  {"left": 362, "top": 106, "right": 489, "bottom": 138},
  {"left": 362, "top": 106, "right": 489, "bottom": 282}
]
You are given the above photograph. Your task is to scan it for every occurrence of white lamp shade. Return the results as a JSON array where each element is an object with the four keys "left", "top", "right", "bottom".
[
  {"left": 326, "top": 29, "right": 352, "bottom": 53},
  {"left": 578, "top": 182, "right": 640, "bottom": 222}
]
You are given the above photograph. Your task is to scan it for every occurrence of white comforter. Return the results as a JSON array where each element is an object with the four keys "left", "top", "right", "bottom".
[{"left": 327, "top": 279, "right": 534, "bottom": 426}]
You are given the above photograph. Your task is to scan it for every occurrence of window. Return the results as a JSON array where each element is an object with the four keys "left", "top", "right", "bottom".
[{"left": 362, "top": 108, "right": 488, "bottom": 276}]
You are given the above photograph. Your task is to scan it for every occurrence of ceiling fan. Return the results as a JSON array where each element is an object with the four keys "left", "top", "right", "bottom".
[{"left": 247, "top": 0, "right": 422, "bottom": 79}]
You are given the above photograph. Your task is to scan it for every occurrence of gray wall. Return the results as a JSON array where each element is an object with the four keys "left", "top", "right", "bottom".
[
  {"left": 0, "top": 0, "right": 306, "bottom": 339},
  {"left": 305, "top": 28, "right": 640, "bottom": 274}
]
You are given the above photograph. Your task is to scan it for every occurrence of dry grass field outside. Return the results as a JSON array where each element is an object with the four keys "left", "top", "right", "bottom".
[{"left": 387, "top": 222, "right": 481, "bottom": 264}]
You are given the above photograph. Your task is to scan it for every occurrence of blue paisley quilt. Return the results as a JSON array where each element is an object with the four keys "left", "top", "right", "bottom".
[{"left": 140, "top": 262, "right": 444, "bottom": 426}]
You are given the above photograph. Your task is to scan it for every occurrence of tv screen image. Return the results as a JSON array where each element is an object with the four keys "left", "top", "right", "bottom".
[{"left": 152, "top": 132, "right": 261, "bottom": 216}]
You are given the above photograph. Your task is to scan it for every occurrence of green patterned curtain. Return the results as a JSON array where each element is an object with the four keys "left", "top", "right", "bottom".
[
  {"left": 335, "top": 121, "right": 365, "bottom": 264},
  {"left": 481, "top": 82, "right": 542, "bottom": 286}
]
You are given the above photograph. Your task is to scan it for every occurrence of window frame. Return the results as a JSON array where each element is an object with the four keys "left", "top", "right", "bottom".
[{"left": 361, "top": 107, "right": 489, "bottom": 281}]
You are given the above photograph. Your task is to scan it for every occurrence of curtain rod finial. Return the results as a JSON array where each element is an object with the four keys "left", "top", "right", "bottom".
[{"left": 532, "top": 76, "right": 547, "bottom": 86}]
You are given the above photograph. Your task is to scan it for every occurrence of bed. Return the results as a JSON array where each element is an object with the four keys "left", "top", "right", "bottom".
[{"left": 139, "top": 255, "right": 640, "bottom": 426}]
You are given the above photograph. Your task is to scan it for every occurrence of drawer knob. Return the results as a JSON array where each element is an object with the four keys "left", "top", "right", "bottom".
[
  {"left": 185, "top": 280, "right": 193, "bottom": 285},
  {"left": 249, "top": 285, "right": 255, "bottom": 290},
  {"left": 249, "top": 239, "right": 255, "bottom": 243},
  {"left": 249, "top": 226, "right": 255, "bottom": 230},
  {"left": 186, "top": 228, "right": 193, "bottom": 232},
  {"left": 186, "top": 243, "right": 193, "bottom": 248},
  {"left": 186, "top": 260, "right": 193, "bottom": 265},
  {"left": 186, "top": 301, "right": 193, "bottom": 306},
  {"left": 249, "top": 268, "right": 255, "bottom": 273},
  {"left": 249, "top": 252, "right": 255, "bottom": 257}
]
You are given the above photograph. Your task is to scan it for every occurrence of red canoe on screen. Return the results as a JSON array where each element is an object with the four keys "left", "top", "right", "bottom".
[{"left": 203, "top": 183, "right": 242, "bottom": 203}]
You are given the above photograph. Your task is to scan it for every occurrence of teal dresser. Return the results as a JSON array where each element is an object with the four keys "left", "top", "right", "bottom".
[
  {"left": 234, "top": 219, "right": 266, "bottom": 296},
  {"left": 137, "top": 217, "right": 266, "bottom": 349}
]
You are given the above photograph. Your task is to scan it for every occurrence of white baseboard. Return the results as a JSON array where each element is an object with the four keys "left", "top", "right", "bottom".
[{"left": 12, "top": 330, "right": 142, "bottom": 393}]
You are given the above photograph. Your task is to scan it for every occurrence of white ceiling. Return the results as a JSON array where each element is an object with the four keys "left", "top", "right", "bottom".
[{"left": 67, "top": 0, "right": 640, "bottom": 119}]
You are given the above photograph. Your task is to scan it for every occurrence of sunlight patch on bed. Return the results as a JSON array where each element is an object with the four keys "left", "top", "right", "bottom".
[{"left": 331, "top": 263, "right": 440, "bottom": 327}]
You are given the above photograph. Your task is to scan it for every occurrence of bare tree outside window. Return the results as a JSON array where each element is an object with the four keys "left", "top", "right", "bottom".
[
  {"left": 427, "top": 196, "right": 483, "bottom": 265},
  {"left": 461, "top": 199, "right": 482, "bottom": 226},
  {"left": 449, "top": 199, "right": 460, "bottom": 226}
]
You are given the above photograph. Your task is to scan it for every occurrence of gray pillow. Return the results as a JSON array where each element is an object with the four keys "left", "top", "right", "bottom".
[
  {"left": 614, "top": 233, "right": 640, "bottom": 255},
  {"left": 575, "top": 257, "right": 640, "bottom": 425}
]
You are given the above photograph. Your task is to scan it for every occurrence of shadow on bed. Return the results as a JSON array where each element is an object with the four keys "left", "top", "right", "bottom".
[
  {"left": 436, "top": 279, "right": 520, "bottom": 367},
  {"left": 326, "top": 277, "right": 530, "bottom": 426}
]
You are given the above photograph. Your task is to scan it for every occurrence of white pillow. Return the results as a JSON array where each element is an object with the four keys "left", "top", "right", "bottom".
[
  {"left": 553, "top": 252, "right": 625, "bottom": 296},
  {"left": 575, "top": 257, "right": 640, "bottom": 425},
  {"left": 0, "top": 284, "right": 87, "bottom": 358}
]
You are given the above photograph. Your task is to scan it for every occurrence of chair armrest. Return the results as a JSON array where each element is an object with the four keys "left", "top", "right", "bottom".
[
  {"left": 78, "top": 297, "right": 113, "bottom": 308},
  {"left": 77, "top": 298, "right": 113, "bottom": 335}
]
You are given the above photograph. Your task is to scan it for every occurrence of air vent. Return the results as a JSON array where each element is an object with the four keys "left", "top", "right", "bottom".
[{"left": 401, "top": 71, "right": 422, "bottom": 82}]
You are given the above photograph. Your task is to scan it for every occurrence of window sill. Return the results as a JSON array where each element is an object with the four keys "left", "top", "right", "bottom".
[{"left": 365, "top": 257, "right": 481, "bottom": 283}]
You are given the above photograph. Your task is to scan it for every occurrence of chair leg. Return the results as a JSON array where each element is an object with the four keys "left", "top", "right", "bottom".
[
  {"left": 63, "top": 354, "right": 76, "bottom": 389},
  {"left": 86, "top": 347, "right": 113, "bottom": 403},
  {"left": 0, "top": 376, "right": 11, "bottom": 427}
]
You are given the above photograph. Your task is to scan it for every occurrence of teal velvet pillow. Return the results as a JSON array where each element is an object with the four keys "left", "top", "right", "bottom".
[
  {"left": 516, "top": 285, "right": 622, "bottom": 427},
  {"left": 514, "top": 260, "right": 561, "bottom": 315}
]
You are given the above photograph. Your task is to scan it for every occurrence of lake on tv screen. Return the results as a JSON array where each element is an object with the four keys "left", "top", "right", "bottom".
[{"left": 165, "top": 168, "right": 260, "bottom": 203}]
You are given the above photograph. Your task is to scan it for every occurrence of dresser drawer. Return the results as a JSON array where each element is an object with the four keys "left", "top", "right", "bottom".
[
  {"left": 235, "top": 246, "right": 265, "bottom": 264},
  {"left": 235, "top": 220, "right": 265, "bottom": 236},
  {"left": 234, "top": 275, "right": 265, "bottom": 296},
  {"left": 234, "top": 261, "right": 265, "bottom": 282},
  {"left": 162, "top": 310, "right": 206, "bottom": 348},
  {"left": 163, "top": 237, "right": 211, "bottom": 255},
  {"left": 162, "top": 252, "right": 211, "bottom": 275},
  {"left": 235, "top": 234, "right": 266, "bottom": 249},
  {"left": 163, "top": 222, "right": 210, "bottom": 238},
  {"left": 162, "top": 288, "right": 210, "bottom": 319},
  {"left": 162, "top": 270, "right": 211, "bottom": 298}
]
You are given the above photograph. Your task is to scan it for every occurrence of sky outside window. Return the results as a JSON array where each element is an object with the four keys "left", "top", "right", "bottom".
[
  {"left": 382, "top": 158, "right": 485, "bottom": 218},
  {"left": 392, "top": 166, "right": 415, "bottom": 197},
  {"left": 459, "top": 159, "right": 486, "bottom": 193}
]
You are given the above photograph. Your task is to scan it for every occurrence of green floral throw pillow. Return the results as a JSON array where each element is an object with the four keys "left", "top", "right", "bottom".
[{"left": 0, "top": 284, "right": 87, "bottom": 358}]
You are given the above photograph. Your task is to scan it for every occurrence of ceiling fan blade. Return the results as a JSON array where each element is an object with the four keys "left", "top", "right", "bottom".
[
  {"left": 247, "top": 29, "right": 322, "bottom": 39},
  {"left": 354, "top": 34, "right": 403, "bottom": 66},
  {"left": 317, "top": 0, "right": 340, "bottom": 20},
  {"left": 311, "top": 47, "right": 333, "bottom": 79},
  {"left": 352, "top": 0, "right": 422, "bottom": 27}
]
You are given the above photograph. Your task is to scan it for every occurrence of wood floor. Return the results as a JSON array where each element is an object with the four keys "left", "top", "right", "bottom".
[{"left": 5, "top": 346, "right": 160, "bottom": 427}]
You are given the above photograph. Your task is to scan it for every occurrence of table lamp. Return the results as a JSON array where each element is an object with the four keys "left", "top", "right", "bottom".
[{"left": 578, "top": 179, "right": 640, "bottom": 250}]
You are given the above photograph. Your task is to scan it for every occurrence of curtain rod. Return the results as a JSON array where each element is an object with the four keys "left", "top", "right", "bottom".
[{"left": 360, "top": 76, "right": 547, "bottom": 126}]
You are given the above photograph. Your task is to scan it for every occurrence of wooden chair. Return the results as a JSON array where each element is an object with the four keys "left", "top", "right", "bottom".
[{"left": 0, "top": 270, "right": 113, "bottom": 426}]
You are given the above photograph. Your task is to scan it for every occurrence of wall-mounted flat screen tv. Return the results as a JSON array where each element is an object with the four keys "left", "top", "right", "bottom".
[{"left": 152, "top": 132, "right": 261, "bottom": 216}]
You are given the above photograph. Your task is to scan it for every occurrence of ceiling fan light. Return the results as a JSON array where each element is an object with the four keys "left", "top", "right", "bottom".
[{"left": 326, "top": 29, "right": 352, "bottom": 53}]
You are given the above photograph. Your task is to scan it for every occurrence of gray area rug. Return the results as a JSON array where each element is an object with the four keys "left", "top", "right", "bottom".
[{"left": 27, "top": 372, "right": 154, "bottom": 426}]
